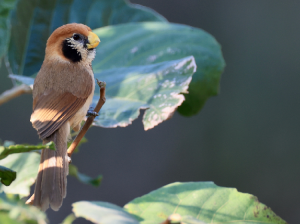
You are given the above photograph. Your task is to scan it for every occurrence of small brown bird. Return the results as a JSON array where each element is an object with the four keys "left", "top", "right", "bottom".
[{"left": 27, "top": 23, "right": 100, "bottom": 211}]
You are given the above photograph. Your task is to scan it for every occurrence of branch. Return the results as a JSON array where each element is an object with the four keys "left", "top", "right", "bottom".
[
  {"left": 0, "top": 84, "right": 32, "bottom": 106},
  {"left": 67, "top": 79, "right": 106, "bottom": 159}
]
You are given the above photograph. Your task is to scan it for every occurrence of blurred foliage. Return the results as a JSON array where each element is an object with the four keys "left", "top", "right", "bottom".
[
  {"left": 0, "top": 151, "right": 40, "bottom": 197},
  {"left": 0, "top": 193, "right": 47, "bottom": 224},
  {"left": 71, "top": 182, "right": 287, "bottom": 224},
  {"left": 69, "top": 164, "right": 102, "bottom": 187},
  {"left": 0, "top": 165, "right": 16, "bottom": 186},
  {"left": 0, "top": 0, "right": 18, "bottom": 66},
  {"left": 72, "top": 201, "right": 139, "bottom": 224},
  {"left": 0, "top": 141, "right": 55, "bottom": 160}
]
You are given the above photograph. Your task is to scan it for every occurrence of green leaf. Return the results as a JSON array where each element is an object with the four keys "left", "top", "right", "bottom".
[
  {"left": 93, "top": 56, "right": 195, "bottom": 129},
  {"left": 0, "top": 152, "right": 40, "bottom": 196},
  {"left": 61, "top": 214, "right": 76, "bottom": 224},
  {"left": 0, "top": 211, "right": 19, "bottom": 224},
  {"left": 0, "top": 193, "right": 47, "bottom": 224},
  {"left": 92, "top": 22, "right": 225, "bottom": 116},
  {"left": 72, "top": 201, "right": 139, "bottom": 224},
  {"left": 0, "top": 141, "right": 55, "bottom": 160},
  {"left": 0, "top": 0, "right": 18, "bottom": 65},
  {"left": 124, "top": 182, "right": 287, "bottom": 224},
  {"left": 69, "top": 164, "right": 102, "bottom": 187},
  {"left": 7, "top": 0, "right": 166, "bottom": 77},
  {"left": 0, "top": 165, "right": 16, "bottom": 186},
  {"left": 10, "top": 56, "right": 196, "bottom": 130}
]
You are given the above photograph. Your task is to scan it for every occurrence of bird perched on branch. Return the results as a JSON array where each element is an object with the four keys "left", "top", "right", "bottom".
[{"left": 26, "top": 23, "right": 100, "bottom": 211}]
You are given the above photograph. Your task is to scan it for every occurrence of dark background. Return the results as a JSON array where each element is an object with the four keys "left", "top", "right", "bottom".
[{"left": 1, "top": 0, "right": 300, "bottom": 223}]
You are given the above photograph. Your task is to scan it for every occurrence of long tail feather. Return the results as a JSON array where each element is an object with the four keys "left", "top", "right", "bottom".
[{"left": 31, "top": 122, "right": 69, "bottom": 211}]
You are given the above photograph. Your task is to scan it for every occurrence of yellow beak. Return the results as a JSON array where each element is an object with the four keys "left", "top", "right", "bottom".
[{"left": 87, "top": 32, "right": 100, "bottom": 49}]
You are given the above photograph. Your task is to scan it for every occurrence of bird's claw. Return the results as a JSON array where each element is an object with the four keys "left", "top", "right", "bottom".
[
  {"left": 86, "top": 107, "right": 99, "bottom": 117},
  {"left": 96, "top": 78, "right": 106, "bottom": 88}
]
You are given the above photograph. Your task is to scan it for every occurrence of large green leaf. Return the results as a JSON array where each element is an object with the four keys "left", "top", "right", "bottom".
[
  {"left": 92, "top": 22, "right": 225, "bottom": 116},
  {"left": 10, "top": 56, "right": 196, "bottom": 130},
  {"left": 124, "top": 182, "right": 287, "bottom": 224},
  {"left": 0, "top": 0, "right": 18, "bottom": 65},
  {"left": 72, "top": 201, "right": 139, "bottom": 224},
  {"left": 7, "top": 0, "right": 166, "bottom": 77},
  {"left": 0, "top": 152, "right": 40, "bottom": 196}
]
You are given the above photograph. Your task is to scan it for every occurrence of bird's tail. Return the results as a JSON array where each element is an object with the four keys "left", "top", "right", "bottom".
[{"left": 28, "top": 123, "right": 69, "bottom": 211}]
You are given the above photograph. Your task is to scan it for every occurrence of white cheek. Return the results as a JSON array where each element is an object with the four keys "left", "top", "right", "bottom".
[{"left": 87, "top": 50, "right": 96, "bottom": 62}]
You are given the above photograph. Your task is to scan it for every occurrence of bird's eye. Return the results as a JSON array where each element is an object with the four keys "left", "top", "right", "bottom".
[{"left": 73, "top": 34, "right": 80, "bottom": 40}]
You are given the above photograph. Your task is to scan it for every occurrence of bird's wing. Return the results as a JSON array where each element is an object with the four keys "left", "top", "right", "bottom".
[{"left": 31, "top": 90, "right": 87, "bottom": 140}]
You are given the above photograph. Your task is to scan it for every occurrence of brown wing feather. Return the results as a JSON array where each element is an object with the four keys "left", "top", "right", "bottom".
[{"left": 31, "top": 90, "right": 86, "bottom": 140}]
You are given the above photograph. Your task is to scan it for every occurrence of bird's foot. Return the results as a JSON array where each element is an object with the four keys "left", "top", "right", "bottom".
[
  {"left": 86, "top": 107, "right": 99, "bottom": 117},
  {"left": 96, "top": 78, "right": 106, "bottom": 88}
]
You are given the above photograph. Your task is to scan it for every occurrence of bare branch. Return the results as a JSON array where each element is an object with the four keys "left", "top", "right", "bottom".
[
  {"left": 67, "top": 80, "right": 106, "bottom": 159},
  {"left": 0, "top": 84, "right": 32, "bottom": 106}
]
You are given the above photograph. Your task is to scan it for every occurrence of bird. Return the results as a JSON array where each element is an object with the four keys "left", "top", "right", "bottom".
[{"left": 26, "top": 23, "right": 100, "bottom": 211}]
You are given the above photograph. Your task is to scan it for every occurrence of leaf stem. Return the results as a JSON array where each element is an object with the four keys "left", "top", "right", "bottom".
[{"left": 67, "top": 80, "right": 106, "bottom": 159}]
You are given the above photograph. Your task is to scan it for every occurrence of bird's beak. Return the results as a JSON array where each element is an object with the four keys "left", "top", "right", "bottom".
[{"left": 87, "top": 32, "right": 100, "bottom": 49}]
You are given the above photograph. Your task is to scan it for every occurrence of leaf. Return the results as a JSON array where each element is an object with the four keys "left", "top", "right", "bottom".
[
  {"left": 93, "top": 56, "right": 195, "bottom": 129},
  {"left": 0, "top": 165, "right": 16, "bottom": 186},
  {"left": 11, "top": 56, "right": 196, "bottom": 130},
  {"left": 72, "top": 201, "right": 139, "bottom": 224},
  {"left": 0, "top": 141, "right": 55, "bottom": 160},
  {"left": 0, "top": 0, "right": 18, "bottom": 65},
  {"left": 7, "top": 0, "right": 166, "bottom": 77},
  {"left": 91, "top": 22, "right": 225, "bottom": 116},
  {"left": 69, "top": 164, "right": 102, "bottom": 187},
  {"left": 0, "top": 193, "right": 47, "bottom": 224},
  {"left": 124, "top": 182, "right": 287, "bottom": 224},
  {"left": 0, "top": 152, "right": 40, "bottom": 196},
  {"left": 61, "top": 214, "right": 76, "bottom": 224},
  {"left": 0, "top": 212, "right": 19, "bottom": 224}
]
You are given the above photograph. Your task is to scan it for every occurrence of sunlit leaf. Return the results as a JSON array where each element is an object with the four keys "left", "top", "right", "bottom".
[
  {"left": 0, "top": 141, "right": 54, "bottom": 160},
  {"left": 92, "top": 22, "right": 225, "bottom": 116},
  {"left": 69, "top": 164, "right": 102, "bottom": 187},
  {"left": 11, "top": 56, "right": 196, "bottom": 130},
  {"left": 7, "top": 0, "right": 166, "bottom": 77},
  {"left": 0, "top": 152, "right": 40, "bottom": 196},
  {"left": 72, "top": 201, "right": 139, "bottom": 224},
  {"left": 124, "top": 182, "right": 287, "bottom": 224}
]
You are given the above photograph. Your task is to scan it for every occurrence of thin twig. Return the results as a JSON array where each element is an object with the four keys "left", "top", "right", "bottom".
[
  {"left": 67, "top": 79, "right": 106, "bottom": 159},
  {"left": 0, "top": 84, "right": 32, "bottom": 106}
]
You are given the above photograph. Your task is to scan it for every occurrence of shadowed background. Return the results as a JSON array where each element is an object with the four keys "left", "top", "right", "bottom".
[{"left": 1, "top": 0, "right": 300, "bottom": 223}]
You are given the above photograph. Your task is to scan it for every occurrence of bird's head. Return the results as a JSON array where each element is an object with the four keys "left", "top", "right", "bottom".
[{"left": 45, "top": 23, "right": 100, "bottom": 64}]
